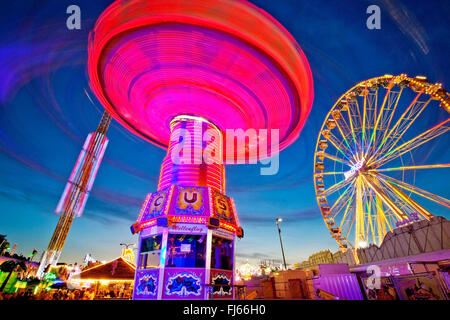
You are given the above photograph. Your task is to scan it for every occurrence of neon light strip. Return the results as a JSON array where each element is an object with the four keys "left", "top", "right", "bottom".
[{"left": 137, "top": 193, "right": 152, "bottom": 223}]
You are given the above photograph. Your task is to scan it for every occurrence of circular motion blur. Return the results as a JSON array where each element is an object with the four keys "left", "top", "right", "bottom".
[{"left": 87, "top": 0, "right": 314, "bottom": 160}]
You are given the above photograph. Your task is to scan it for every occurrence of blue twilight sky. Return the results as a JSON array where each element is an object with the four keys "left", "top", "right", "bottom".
[{"left": 0, "top": 0, "right": 449, "bottom": 266}]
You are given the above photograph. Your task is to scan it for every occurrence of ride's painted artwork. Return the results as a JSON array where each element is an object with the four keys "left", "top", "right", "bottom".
[{"left": 0, "top": 0, "right": 449, "bottom": 306}]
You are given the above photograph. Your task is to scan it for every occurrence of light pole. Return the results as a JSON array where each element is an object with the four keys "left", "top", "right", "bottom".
[
  {"left": 120, "top": 243, "right": 135, "bottom": 249},
  {"left": 120, "top": 243, "right": 136, "bottom": 262},
  {"left": 275, "top": 218, "right": 287, "bottom": 270}
]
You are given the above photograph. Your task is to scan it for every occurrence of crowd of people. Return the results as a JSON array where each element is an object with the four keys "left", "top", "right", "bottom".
[
  {"left": 0, "top": 288, "right": 97, "bottom": 300},
  {"left": 0, "top": 286, "right": 133, "bottom": 300}
]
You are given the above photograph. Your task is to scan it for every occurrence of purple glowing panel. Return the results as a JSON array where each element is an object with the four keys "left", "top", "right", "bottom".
[
  {"left": 133, "top": 269, "right": 159, "bottom": 300},
  {"left": 210, "top": 270, "right": 233, "bottom": 298},
  {"left": 313, "top": 274, "right": 364, "bottom": 300},
  {"left": 141, "top": 188, "right": 170, "bottom": 222}
]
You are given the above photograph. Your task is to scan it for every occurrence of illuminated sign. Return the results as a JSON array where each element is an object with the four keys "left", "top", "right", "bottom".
[
  {"left": 213, "top": 191, "right": 233, "bottom": 222},
  {"left": 378, "top": 263, "right": 412, "bottom": 277},
  {"left": 44, "top": 272, "right": 57, "bottom": 281},
  {"left": 141, "top": 189, "right": 168, "bottom": 221},
  {"left": 169, "top": 224, "right": 207, "bottom": 234},
  {"left": 148, "top": 191, "right": 167, "bottom": 216},
  {"left": 122, "top": 248, "right": 135, "bottom": 262},
  {"left": 180, "top": 244, "right": 191, "bottom": 253},
  {"left": 344, "top": 157, "right": 365, "bottom": 180},
  {"left": 395, "top": 212, "right": 419, "bottom": 227},
  {"left": 211, "top": 190, "right": 236, "bottom": 225},
  {"left": 212, "top": 228, "right": 234, "bottom": 240}
]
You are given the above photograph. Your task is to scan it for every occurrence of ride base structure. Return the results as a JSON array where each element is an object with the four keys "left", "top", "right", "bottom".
[{"left": 130, "top": 116, "right": 243, "bottom": 300}]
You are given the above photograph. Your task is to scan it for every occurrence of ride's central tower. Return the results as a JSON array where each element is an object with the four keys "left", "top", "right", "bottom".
[{"left": 130, "top": 115, "right": 242, "bottom": 300}]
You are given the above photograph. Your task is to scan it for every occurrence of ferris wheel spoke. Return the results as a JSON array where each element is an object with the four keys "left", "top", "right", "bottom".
[
  {"left": 375, "top": 163, "right": 450, "bottom": 172},
  {"left": 346, "top": 97, "right": 365, "bottom": 149},
  {"left": 344, "top": 212, "right": 356, "bottom": 243},
  {"left": 344, "top": 99, "right": 362, "bottom": 156},
  {"left": 342, "top": 122, "right": 361, "bottom": 161},
  {"left": 330, "top": 181, "right": 355, "bottom": 217},
  {"left": 320, "top": 152, "right": 353, "bottom": 167},
  {"left": 382, "top": 95, "right": 431, "bottom": 156},
  {"left": 369, "top": 89, "right": 404, "bottom": 160},
  {"left": 327, "top": 131, "right": 356, "bottom": 162},
  {"left": 372, "top": 118, "right": 450, "bottom": 168},
  {"left": 365, "top": 79, "right": 395, "bottom": 157},
  {"left": 364, "top": 88, "right": 378, "bottom": 157},
  {"left": 375, "top": 172, "right": 450, "bottom": 208},
  {"left": 338, "top": 188, "right": 355, "bottom": 229},
  {"left": 374, "top": 99, "right": 433, "bottom": 165},
  {"left": 383, "top": 210, "right": 396, "bottom": 232},
  {"left": 361, "top": 84, "right": 368, "bottom": 149},
  {"left": 355, "top": 176, "right": 365, "bottom": 247},
  {"left": 362, "top": 174, "right": 409, "bottom": 221},
  {"left": 376, "top": 88, "right": 404, "bottom": 152},
  {"left": 378, "top": 202, "right": 395, "bottom": 234},
  {"left": 374, "top": 194, "right": 390, "bottom": 245},
  {"left": 333, "top": 108, "right": 362, "bottom": 160},
  {"left": 324, "top": 176, "right": 354, "bottom": 197},
  {"left": 369, "top": 190, "right": 380, "bottom": 244},
  {"left": 374, "top": 174, "right": 435, "bottom": 220},
  {"left": 362, "top": 180, "right": 377, "bottom": 244},
  {"left": 368, "top": 92, "right": 429, "bottom": 164},
  {"left": 318, "top": 171, "right": 345, "bottom": 176},
  {"left": 328, "top": 112, "right": 359, "bottom": 161},
  {"left": 331, "top": 196, "right": 352, "bottom": 220},
  {"left": 374, "top": 178, "right": 416, "bottom": 214}
]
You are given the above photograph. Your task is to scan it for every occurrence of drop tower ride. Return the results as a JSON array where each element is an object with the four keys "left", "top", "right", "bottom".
[{"left": 37, "top": 112, "right": 111, "bottom": 278}]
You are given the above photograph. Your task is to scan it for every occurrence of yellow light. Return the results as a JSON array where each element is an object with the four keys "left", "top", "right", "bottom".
[
  {"left": 237, "top": 262, "right": 261, "bottom": 280},
  {"left": 82, "top": 279, "right": 133, "bottom": 283},
  {"left": 122, "top": 248, "right": 135, "bottom": 262}
]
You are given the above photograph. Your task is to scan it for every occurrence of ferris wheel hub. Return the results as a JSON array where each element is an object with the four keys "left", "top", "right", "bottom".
[{"left": 344, "top": 157, "right": 366, "bottom": 180}]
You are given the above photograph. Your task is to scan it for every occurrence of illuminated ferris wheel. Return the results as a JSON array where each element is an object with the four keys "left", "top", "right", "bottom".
[{"left": 313, "top": 74, "right": 450, "bottom": 251}]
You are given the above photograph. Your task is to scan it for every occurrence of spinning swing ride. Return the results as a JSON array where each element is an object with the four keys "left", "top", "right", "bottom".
[
  {"left": 314, "top": 74, "right": 450, "bottom": 251},
  {"left": 87, "top": 0, "right": 313, "bottom": 299}
]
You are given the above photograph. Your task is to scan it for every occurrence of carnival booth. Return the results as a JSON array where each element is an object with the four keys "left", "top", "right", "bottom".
[{"left": 77, "top": 254, "right": 136, "bottom": 299}]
